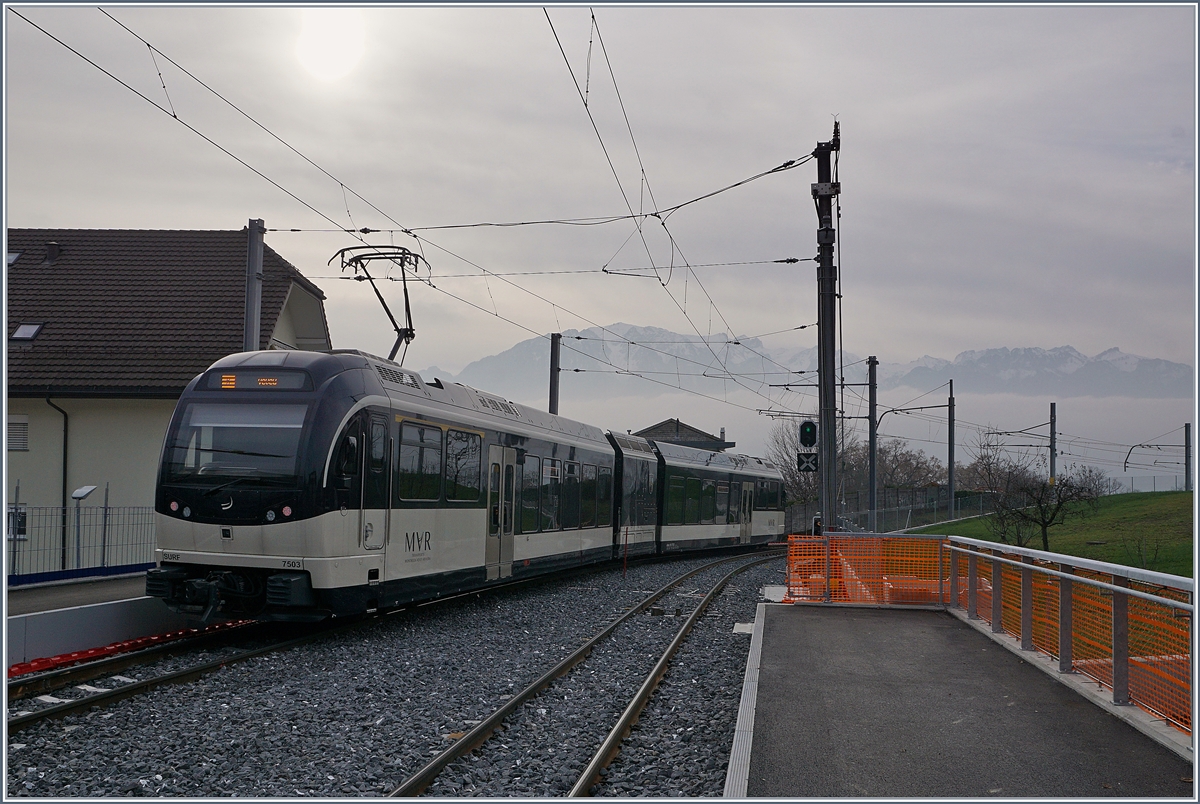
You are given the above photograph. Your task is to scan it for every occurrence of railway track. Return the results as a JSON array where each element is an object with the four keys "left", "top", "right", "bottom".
[
  {"left": 6, "top": 621, "right": 341, "bottom": 734},
  {"left": 389, "top": 550, "right": 783, "bottom": 797},
  {"left": 5, "top": 550, "right": 717, "bottom": 736}
]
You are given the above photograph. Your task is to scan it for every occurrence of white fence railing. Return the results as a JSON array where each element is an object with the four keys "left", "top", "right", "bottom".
[{"left": 7, "top": 505, "right": 156, "bottom": 582}]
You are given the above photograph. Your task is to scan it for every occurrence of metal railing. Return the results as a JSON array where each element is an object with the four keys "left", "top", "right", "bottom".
[
  {"left": 6, "top": 505, "right": 156, "bottom": 583},
  {"left": 783, "top": 532, "right": 1193, "bottom": 734}
]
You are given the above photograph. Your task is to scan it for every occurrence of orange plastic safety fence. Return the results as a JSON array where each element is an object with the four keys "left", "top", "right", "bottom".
[{"left": 784, "top": 534, "right": 946, "bottom": 605}]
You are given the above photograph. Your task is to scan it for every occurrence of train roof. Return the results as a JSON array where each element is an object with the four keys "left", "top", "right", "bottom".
[
  {"left": 651, "top": 439, "right": 781, "bottom": 479},
  {"left": 342, "top": 351, "right": 612, "bottom": 449}
]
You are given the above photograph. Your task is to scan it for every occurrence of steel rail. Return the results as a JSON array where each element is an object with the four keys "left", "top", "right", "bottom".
[
  {"left": 387, "top": 549, "right": 781, "bottom": 797},
  {"left": 7, "top": 621, "right": 266, "bottom": 699},
  {"left": 5, "top": 623, "right": 351, "bottom": 733},
  {"left": 5, "top": 566, "right": 574, "bottom": 731},
  {"left": 6, "top": 555, "right": 655, "bottom": 717},
  {"left": 568, "top": 553, "right": 781, "bottom": 796}
]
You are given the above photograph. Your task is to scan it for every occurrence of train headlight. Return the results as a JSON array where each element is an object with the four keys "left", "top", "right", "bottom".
[
  {"left": 182, "top": 507, "right": 191, "bottom": 518},
  {"left": 282, "top": 506, "right": 292, "bottom": 517},
  {"left": 169, "top": 501, "right": 179, "bottom": 512},
  {"left": 266, "top": 510, "right": 276, "bottom": 522}
]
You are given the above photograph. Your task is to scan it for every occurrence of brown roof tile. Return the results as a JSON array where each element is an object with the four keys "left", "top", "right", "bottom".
[{"left": 6, "top": 228, "right": 329, "bottom": 396}]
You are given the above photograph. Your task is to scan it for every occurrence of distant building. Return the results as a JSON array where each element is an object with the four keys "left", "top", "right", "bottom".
[
  {"left": 6, "top": 227, "right": 331, "bottom": 510},
  {"left": 633, "top": 418, "right": 735, "bottom": 452}
]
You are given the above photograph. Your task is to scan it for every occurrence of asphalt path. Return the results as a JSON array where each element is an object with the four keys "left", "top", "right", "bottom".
[{"left": 747, "top": 605, "right": 1193, "bottom": 798}]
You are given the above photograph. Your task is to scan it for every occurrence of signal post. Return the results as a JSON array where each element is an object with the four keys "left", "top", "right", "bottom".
[{"left": 812, "top": 124, "right": 841, "bottom": 531}]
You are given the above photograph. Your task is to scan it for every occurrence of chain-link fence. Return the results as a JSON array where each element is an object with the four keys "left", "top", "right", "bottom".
[
  {"left": 1112, "top": 476, "right": 1189, "bottom": 494},
  {"left": 6, "top": 505, "right": 156, "bottom": 584},
  {"left": 785, "top": 489, "right": 997, "bottom": 534}
]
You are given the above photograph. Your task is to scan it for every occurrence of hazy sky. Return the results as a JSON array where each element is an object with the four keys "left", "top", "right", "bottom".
[{"left": 5, "top": 4, "right": 1196, "bottom": 466}]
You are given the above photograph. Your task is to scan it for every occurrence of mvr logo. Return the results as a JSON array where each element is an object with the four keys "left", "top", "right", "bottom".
[{"left": 405, "top": 531, "right": 432, "bottom": 552}]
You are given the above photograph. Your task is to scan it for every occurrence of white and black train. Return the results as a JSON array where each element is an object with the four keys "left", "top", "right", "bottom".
[{"left": 146, "top": 350, "right": 785, "bottom": 622}]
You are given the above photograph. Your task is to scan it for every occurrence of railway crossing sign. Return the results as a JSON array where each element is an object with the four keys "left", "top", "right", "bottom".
[{"left": 797, "top": 452, "right": 819, "bottom": 473}]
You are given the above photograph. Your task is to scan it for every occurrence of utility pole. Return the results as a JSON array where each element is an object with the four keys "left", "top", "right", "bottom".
[
  {"left": 1049, "top": 402, "right": 1057, "bottom": 486},
  {"left": 948, "top": 380, "right": 955, "bottom": 520},
  {"left": 1186, "top": 423, "right": 1192, "bottom": 492},
  {"left": 868, "top": 356, "right": 878, "bottom": 532},
  {"left": 243, "top": 218, "right": 265, "bottom": 352},
  {"left": 548, "top": 333, "right": 561, "bottom": 415},
  {"left": 813, "top": 122, "right": 840, "bottom": 531}
]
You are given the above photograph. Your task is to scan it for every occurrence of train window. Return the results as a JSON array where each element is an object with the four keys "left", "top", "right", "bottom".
[
  {"left": 444, "top": 430, "right": 482, "bottom": 502},
  {"left": 489, "top": 463, "right": 501, "bottom": 535},
  {"left": 580, "top": 464, "right": 597, "bottom": 528},
  {"left": 166, "top": 402, "right": 308, "bottom": 484},
  {"left": 562, "top": 462, "right": 580, "bottom": 529},
  {"left": 621, "top": 457, "right": 657, "bottom": 528},
  {"left": 716, "top": 482, "right": 729, "bottom": 524},
  {"left": 666, "top": 476, "right": 685, "bottom": 526},
  {"left": 369, "top": 421, "right": 387, "bottom": 472},
  {"left": 503, "top": 465, "right": 514, "bottom": 533},
  {"left": 397, "top": 424, "right": 442, "bottom": 501},
  {"left": 517, "top": 456, "right": 540, "bottom": 533},
  {"left": 336, "top": 434, "right": 359, "bottom": 477},
  {"left": 701, "top": 479, "right": 716, "bottom": 524},
  {"left": 541, "top": 459, "right": 560, "bottom": 531},
  {"left": 642, "top": 463, "right": 656, "bottom": 527},
  {"left": 684, "top": 477, "right": 701, "bottom": 525},
  {"left": 596, "top": 467, "right": 612, "bottom": 527},
  {"left": 729, "top": 481, "right": 741, "bottom": 523},
  {"left": 756, "top": 479, "right": 778, "bottom": 510}
]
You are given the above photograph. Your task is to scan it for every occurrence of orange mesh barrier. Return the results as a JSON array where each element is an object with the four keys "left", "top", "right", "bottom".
[
  {"left": 784, "top": 533, "right": 1192, "bottom": 735},
  {"left": 784, "top": 534, "right": 947, "bottom": 605}
]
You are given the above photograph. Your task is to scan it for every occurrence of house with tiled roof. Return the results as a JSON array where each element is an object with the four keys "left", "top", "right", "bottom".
[
  {"left": 6, "top": 227, "right": 331, "bottom": 510},
  {"left": 633, "top": 418, "right": 735, "bottom": 452}
]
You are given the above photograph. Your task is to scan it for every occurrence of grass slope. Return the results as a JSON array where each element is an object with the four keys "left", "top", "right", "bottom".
[{"left": 911, "top": 491, "right": 1195, "bottom": 578}]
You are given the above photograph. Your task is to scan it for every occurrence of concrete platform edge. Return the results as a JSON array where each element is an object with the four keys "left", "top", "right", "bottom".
[
  {"left": 946, "top": 606, "right": 1194, "bottom": 762},
  {"left": 723, "top": 601, "right": 771, "bottom": 797},
  {"left": 7, "top": 597, "right": 192, "bottom": 665}
]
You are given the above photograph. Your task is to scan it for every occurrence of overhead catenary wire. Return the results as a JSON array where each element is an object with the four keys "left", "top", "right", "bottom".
[
  {"left": 543, "top": 8, "right": 805, "bottom": 411},
  {"left": 25, "top": 7, "right": 816, "bottom": 412}
]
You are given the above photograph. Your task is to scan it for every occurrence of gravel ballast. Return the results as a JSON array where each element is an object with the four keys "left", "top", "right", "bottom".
[{"left": 6, "top": 552, "right": 783, "bottom": 797}]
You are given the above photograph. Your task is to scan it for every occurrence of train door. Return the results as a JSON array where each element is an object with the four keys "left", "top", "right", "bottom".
[
  {"left": 362, "top": 414, "right": 390, "bottom": 552},
  {"left": 740, "top": 484, "right": 754, "bottom": 543},
  {"left": 486, "top": 445, "right": 516, "bottom": 580}
]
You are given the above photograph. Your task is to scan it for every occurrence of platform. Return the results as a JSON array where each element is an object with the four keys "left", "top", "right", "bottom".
[
  {"left": 727, "top": 603, "right": 1193, "bottom": 798},
  {"left": 6, "top": 573, "right": 148, "bottom": 616}
]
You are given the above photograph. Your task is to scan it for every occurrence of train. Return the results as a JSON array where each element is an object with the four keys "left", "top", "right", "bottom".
[{"left": 145, "top": 349, "right": 786, "bottom": 622}]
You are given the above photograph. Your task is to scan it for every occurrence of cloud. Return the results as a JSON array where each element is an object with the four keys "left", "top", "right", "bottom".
[{"left": 5, "top": 5, "right": 1194, "bottom": 429}]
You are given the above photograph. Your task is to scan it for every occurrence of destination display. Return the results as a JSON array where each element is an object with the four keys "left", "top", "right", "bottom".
[{"left": 204, "top": 369, "right": 312, "bottom": 391}]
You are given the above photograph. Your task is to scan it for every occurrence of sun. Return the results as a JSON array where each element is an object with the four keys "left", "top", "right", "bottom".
[{"left": 296, "top": 9, "right": 365, "bottom": 81}]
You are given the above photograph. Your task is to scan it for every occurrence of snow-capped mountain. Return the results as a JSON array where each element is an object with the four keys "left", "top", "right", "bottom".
[{"left": 416, "top": 325, "right": 1193, "bottom": 403}]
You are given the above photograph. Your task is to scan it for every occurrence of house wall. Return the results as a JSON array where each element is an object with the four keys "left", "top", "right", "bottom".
[
  {"left": 271, "top": 283, "right": 331, "bottom": 351},
  {"left": 7, "top": 398, "right": 177, "bottom": 509}
]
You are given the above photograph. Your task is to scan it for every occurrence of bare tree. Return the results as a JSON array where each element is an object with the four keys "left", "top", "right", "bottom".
[
  {"left": 767, "top": 421, "right": 819, "bottom": 506},
  {"left": 767, "top": 422, "right": 946, "bottom": 508},
  {"left": 967, "top": 430, "right": 1108, "bottom": 551}
]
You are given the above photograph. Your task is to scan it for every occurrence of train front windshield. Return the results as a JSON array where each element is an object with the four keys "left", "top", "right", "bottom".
[{"left": 163, "top": 402, "right": 309, "bottom": 486}]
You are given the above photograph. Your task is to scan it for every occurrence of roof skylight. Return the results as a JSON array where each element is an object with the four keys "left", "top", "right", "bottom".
[{"left": 10, "top": 323, "right": 44, "bottom": 340}]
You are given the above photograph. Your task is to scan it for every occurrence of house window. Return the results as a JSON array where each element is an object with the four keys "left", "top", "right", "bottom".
[
  {"left": 7, "top": 252, "right": 21, "bottom": 266},
  {"left": 7, "top": 416, "right": 29, "bottom": 451},
  {"left": 9, "top": 323, "right": 44, "bottom": 341}
]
